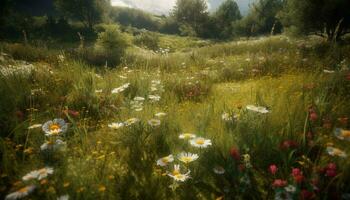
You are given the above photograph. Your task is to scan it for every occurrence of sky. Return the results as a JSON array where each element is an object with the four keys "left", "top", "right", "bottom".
[{"left": 111, "top": 0, "right": 252, "bottom": 15}]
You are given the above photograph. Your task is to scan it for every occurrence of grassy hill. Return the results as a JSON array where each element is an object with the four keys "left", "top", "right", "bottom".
[{"left": 0, "top": 34, "right": 350, "bottom": 199}]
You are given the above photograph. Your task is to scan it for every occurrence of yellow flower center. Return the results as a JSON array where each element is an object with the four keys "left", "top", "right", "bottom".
[
  {"left": 50, "top": 124, "right": 60, "bottom": 131},
  {"left": 181, "top": 157, "right": 192, "bottom": 163},
  {"left": 196, "top": 139, "right": 205, "bottom": 145},
  {"left": 172, "top": 169, "right": 180, "bottom": 176},
  {"left": 174, "top": 174, "right": 184, "bottom": 179},
  {"left": 161, "top": 157, "right": 170, "bottom": 163},
  {"left": 19, "top": 186, "right": 29, "bottom": 193},
  {"left": 341, "top": 130, "right": 350, "bottom": 138}
]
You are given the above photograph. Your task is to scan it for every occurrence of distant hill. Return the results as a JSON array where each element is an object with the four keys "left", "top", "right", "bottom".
[{"left": 111, "top": 0, "right": 252, "bottom": 16}]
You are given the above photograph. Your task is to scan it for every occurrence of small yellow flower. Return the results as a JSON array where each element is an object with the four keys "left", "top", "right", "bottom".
[
  {"left": 98, "top": 185, "right": 106, "bottom": 192},
  {"left": 77, "top": 187, "right": 85, "bottom": 193}
]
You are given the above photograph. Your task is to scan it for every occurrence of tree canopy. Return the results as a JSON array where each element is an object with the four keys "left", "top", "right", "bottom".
[{"left": 279, "top": 0, "right": 350, "bottom": 41}]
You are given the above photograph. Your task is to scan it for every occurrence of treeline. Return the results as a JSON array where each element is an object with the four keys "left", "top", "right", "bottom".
[{"left": 0, "top": 0, "right": 350, "bottom": 42}]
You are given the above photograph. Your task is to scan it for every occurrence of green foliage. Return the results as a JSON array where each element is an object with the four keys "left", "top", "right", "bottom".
[
  {"left": 172, "top": 0, "right": 210, "bottom": 37},
  {"left": 214, "top": 0, "right": 242, "bottom": 39},
  {"left": 55, "top": 0, "right": 110, "bottom": 29},
  {"left": 92, "top": 24, "right": 129, "bottom": 67},
  {"left": 110, "top": 7, "right": 160, "bottom": 32},
  {"left": 133, "top": 31, "right": 160, "bottom": 51},
  {"left": 279, "top": 0, "right": 350, "bottom": 41},
  {"left": 234, "top": 0, "right": 284, "bottom": 37}
]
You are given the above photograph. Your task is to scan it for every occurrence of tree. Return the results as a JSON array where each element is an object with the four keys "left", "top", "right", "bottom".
[
  {"left": 172, "top": 0, "right": 209, "bottom": 36},
  {"left": 214, "top": 0, "right": 242, "bottom": 39},
  {"left": 233, "top": 0, "right": 284, "bottom": 37},
  {"left": 279, "top": 0, "right": 350, "bottom": 41},
  {"left": 55, "top": 0, "right": 110, "bottom": 29}
]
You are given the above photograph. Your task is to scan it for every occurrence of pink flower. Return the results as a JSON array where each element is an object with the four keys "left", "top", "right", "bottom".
[
  {"left": 272, "top": 179, "right": 287, "bottom": 188},
  {"left": 309, "top": 112, "right": 318, "bottom": 122},
  {"left": 269, "top": 164, "right": 278, "bottom": 175},
  {"left": 292, "top": 168, "right": 301, "bottom": 176},
  {"left": 279, "top": 140, "right": 298, "bottom": 150}
]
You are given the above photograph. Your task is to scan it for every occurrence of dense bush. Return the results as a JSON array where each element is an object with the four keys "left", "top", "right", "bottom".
[
  {"left": 90, "top": 24, "right": 129, "bottom": 67},
  {"left": 133, "top": 31, "right": 160, "bottom": 51}
]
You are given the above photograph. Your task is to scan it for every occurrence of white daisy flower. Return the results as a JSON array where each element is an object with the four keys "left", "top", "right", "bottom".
[
  {"left": 150, "top": 87, "right": 158, "bottom": 92},
  {"left": 124, "top": 118, "right": 140, "bottom": 126},
  {"left": 28, "top": 124, "right": 42, "bottom": 129},
  {"left": 23, "top": 167, "right": 54, "bottom": 181},
  {"left": 42, "top": 118, "right": 67, "bottom": 136},
  {"left": 167, "top": 165, "right": 191, "bottom": 182},
  {"left": 154, "top": 112, "right": 167, "bottom": 118},
  {"left": 133, "top": 96, "right": 145, "bottom": 101},
  {"left": 5, "top": 185, "right": 35, "bottom": 200},
  {"left": 111, "top": 83, "right": 130, "bottom": 94},
  {"left": 57, "top": 194, "right": 69, "bottom": 200},
  {"left": 285, "top": 185, "right": 296, "bottom": 193},
  {"left": 148, "top": 95, "right": 161, "bottom": 102},
  {"left": 156, "top": 154, "right": 174, "bottom": 166},
  {"left": 108, "top": 122, "right": 124, "bottom": 130},
  {"left": 152, "top": 80, "right": 161, "bottom": 85},
  {"left": 178, "top": 152, "right": 199, "bottom": 164},
  {"left": 213, "top": 166, "right": 225, "bottom": 175},
  {"left": 179, "top": 133, "right": 196, "bottom": 140},
  {"left": 326, "top": 147, "right": 347, "bottom": 158},
  {"left": 246, "top": 105, "right": 269, "bottom": 114},
  {"left": 334, "top": 128, "right": 350, "bottom": 141},
  {"left": 221, "top": 112, "right": 233, "bottom": 121},
  {"left": 40, "top": 139, "right": 66, "bottom": 151},
  {"left": 148, "top": 119, "right": 161, "bottom": 127},
  {"left": 190, "top": 137, "right": 212, "bottom": 148}
]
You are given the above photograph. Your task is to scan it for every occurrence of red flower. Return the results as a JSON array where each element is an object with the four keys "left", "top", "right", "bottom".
[
  {"left": 272, "top": 179, "right": 287, "bottom": 188},
  {"left": 279, "top": 140, "right": 298, "bottom": 150},
  {"left": 63, "top": 109, "right": 80, "bottom": 117},
  {"left": 292, "top": 168, "right": 302, "bottom": 176},
  {"left": 324, "top": 163, "right": 337, "bottom": 177},
  {"left": 300, "top": 190, "right": 314, "bottom": 200},
  {"left": 269, "top": 164, "right": 278, "bottom": 175},
  {"left": 338, "top": 117, "right": 348, "bottom": 126},
  {"left": 346, "top": 72, "right": 350, "bottom": 81},
  {"left": 15, "top": 110, "right": 24, "bottom": 120},
  {"left": 327, "top": 163, "right": 337, "bottom": 170},
  {"left": 326, "top": 169, "right": 337, "bottom": 177},
  {"left": 309, "top": 112, "right": 318, "bottom": 122},
  {"left": 291, "top": 168, "right": 304, "bottom": 183},
  {"left": 230, "top": 147, "right": 240, "bottom": 161}
]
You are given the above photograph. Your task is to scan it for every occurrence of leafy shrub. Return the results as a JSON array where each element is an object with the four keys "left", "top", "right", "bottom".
[
  {"left": 92, "top": 24, "right": 129, "bottom": 67},
  {"left": 133, "top": 31, "right": 160, "bottom": 51}
]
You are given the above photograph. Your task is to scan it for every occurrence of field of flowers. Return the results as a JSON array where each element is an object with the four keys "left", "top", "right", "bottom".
[{"left": 1, "top": 36, "right": 350, "bottom": 200}]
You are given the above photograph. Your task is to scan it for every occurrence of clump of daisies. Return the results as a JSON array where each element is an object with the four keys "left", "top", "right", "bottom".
[{"left": 156, "top": 132, "right": 212, "bottom": 187}]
